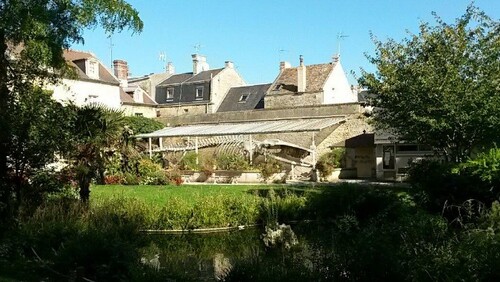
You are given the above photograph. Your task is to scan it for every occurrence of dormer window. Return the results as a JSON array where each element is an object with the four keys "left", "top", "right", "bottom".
[
  {"left": 166, "top": 88, "right": 174, "bottom": 101},
  {"left": 239, "top": 94, "right": 250, "bottom": 103},
  {"left": 195, "top": 86, "right": 203, "bottom": 100},
  {"left": 86, "top": 59, "right": 99, "bottom": 79}
]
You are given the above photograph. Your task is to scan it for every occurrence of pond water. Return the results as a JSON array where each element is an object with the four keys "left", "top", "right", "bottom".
[{"left": 141, "top": 223, "right": 339, "bottom": 281}]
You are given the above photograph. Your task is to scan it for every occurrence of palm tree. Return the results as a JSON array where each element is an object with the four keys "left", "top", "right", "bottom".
[{"left": 71, "top": 104, "right": 124, "bottom": 202}]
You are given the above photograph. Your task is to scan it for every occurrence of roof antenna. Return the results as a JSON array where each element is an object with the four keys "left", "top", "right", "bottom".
[
  {"left": 336, "top": 32, "right": 349, "bottom": 58},
  {"left": 159, "top": 51, "right": 167, "bottom": 71},
  {"left": 193, "top": 43, "right": 203, "bottom": 54},
  {"left": 109, "top": 36, "right": 114, "bottom": 69}
]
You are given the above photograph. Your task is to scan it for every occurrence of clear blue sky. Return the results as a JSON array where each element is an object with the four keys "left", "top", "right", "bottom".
[{"left": 73, "top": 0, "right": 499, "bottom": 85}]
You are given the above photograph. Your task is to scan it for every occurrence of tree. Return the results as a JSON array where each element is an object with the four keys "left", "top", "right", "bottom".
[
  {"left": 0, "top": 0, "right": 142, "bottom": 220},
  {"left": 71, "top": 105, "right": 125, "bottom": 202},
  {"left": 9, "top": 86, "right": 74, "bottom": 207},
  {"left": 359, "top": 6, "right": 500, "bottom": 162}
]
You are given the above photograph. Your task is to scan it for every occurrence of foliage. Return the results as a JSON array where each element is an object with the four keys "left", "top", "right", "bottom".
[
  {"left": 69, "top": 104, "right": 125, "bottom": 201},
  {"left": 409, "top": 148, "right": 500, "bottom": 213},
  {"left": 104, "top": 174, "right": 125, "bottom": 185},
  {"left": 0, "top": 0, "right": 143, "bottom": 224},
  {"left": 179, "top": 151, "right": 199, "bottom": 171},
  {"left": 122, "top": 116, "right": 164, "bottom": 135},
  {"left": 359, "top": 6, "right": 500, "bottom": 162},
  {"left": 258, "top": 158, "right": 283, "bottom": 181},
  {"left": 215, "top": 153, "right": 250, "bottom": 171},
  {"left": 316, "top": 148, "right": 345, "bottom": 177}
]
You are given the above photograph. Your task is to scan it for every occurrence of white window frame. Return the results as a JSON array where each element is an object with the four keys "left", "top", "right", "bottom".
[
  {"left": 166, "top": 88, "right": 174, "bottom": 101},
  {"left": 195, "top": 86, "right": 204, "bottom": 100},
  {"left": 239, "top": 94, "right": 250, "bottom": 103}
]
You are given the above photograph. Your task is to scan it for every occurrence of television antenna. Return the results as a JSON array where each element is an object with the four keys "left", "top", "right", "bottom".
[{"left": 336, "top": 32, "right": 349, "bottom": 57}]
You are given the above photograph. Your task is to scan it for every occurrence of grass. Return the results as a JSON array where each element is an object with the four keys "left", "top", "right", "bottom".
[{"left": 91, "top": 184, "right": 284, "bottom": 205}]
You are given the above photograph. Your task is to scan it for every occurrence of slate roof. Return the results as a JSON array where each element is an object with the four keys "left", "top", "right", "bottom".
[
  {"left": 158, "top": 73, "right": 193, "bottom": 86},
  {"left": 63, "top": 50, "right": 119, "bottom": 85},
  {"left": 185, "top": 68, "right": 224, "bottom": 83},
  {"left": 217, "top": 83, "right": 271, "bottom": 112},
  {"left": 268, "top": 63, "right": 335, "bottom": 95},
  {"left": 158, "top": 68, "right": 224, "bottom": 86}
]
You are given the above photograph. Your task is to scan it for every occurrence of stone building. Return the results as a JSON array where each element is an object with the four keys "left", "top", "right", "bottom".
[
  {"left": 265, "top": 55, "right": 357, "bottom": 109},
  {"left": 155, "top": 54, "right": 246, "bottom": 116}
]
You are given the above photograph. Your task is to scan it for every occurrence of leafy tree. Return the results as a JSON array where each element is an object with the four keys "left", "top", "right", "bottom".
[
  {"left": 359, "top": 6, "right": 500, "bottom": 162},
  {"left": 9, "top": 86, "right": 73, "bottom": 203},
  {"left": 0, "top": 0, "right": 142, "bottom": 219},
  {"left": 123, "top": 115, "right": 164, "bottom": 135},
  {"left": 70, "top": 104, "right": 125, "bottom": 202}
]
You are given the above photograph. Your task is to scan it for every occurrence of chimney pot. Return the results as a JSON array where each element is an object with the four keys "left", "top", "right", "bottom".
[
  {"left": 192, "top": 54, "right": 209, "bottom": 74},
  {"left": 297, "top": 56, "right": 306, "bottom": 92},
  {"left": 225, "top": 61, "right": 234, "bottom": 68}
]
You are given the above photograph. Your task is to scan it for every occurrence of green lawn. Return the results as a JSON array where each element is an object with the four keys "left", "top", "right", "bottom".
[{"left": 91, "top": 184, "right": 285, "bottom": 206}]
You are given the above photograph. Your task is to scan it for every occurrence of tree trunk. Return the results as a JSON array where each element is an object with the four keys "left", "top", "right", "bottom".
[{"left": 79, "top": 176, "right": 91, "bottom": 203}]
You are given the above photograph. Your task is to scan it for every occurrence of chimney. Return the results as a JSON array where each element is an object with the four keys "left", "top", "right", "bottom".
[
  {"left": 166, "top": 62, "right": 175, "bottom": 74},
  {"left": 225, "top": 61, "right": 234, "bottom": 68},
  {"left": 192, "top": 54, "right": 209, "bottom": 74},
  {"left": 279, "top": 61, "right": 291, "bottom": 72},
  {"left": 113, "top": 59, "right": 128, "bottom": 87},
  {"left": 297, "top": 55, "right": 306, "bottom": 92}
]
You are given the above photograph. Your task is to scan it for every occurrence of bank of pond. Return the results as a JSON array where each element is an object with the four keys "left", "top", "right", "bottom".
[{"left": 1, "top": 183, "right": 499, "bottom": 281}]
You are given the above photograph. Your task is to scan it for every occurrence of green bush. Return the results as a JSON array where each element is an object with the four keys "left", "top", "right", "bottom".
[
  {"left": 179, "top": 151, "right": 199, "bottom": 171},
  {"left": 316, "top": 148, "right": 345, "bottom": 178},
  {"left": 258, "top": 158, "right": 282, "bottom": 181},
  {"left": 216, "top": 153, "right": 250, "bottom": 171},
  {"left": 123, "top": 172, "right": 140, "bottom": 185},
  {"left": 122, "top": 116, "right": 164, "bottom": 135}
]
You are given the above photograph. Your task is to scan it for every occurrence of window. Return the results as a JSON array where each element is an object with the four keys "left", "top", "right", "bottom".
[
  {"left": 166, "top": 88, "right": 174, "bottom": 101},
  {"left": 86, "top": 59, "right": 99, "bottom": 79},
  {"left": 239, "top": 94, "right": 250, "bottom": 102},
  {"left": 383, "top": 145, "right": 395, "bottom": 170},
  {"left": 134, "top": 113, "right": 143, "bottom": 117},
  {"left": 195, "top": 86, "right": 203, "bottom": 100}
]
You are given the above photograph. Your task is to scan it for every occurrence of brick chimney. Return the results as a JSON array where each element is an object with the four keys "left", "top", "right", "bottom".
[
  {"left": 166, "top": 62, "right": 175, "bottom": 74},
  {"left": 280, "top": 61, "right": 291, "bottom": 72},
  {"left": 113, "top": 59, "right": 128, "bottom": 87},
  {"left": 297, "top": 55, "right": 306, "bottom": 92},
  {"left": 192, "top": 54, "right": 209, "bottom": 75}
]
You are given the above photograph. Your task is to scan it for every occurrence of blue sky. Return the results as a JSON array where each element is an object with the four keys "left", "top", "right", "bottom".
[{"left": 73, "top": 0, "right": 499, "bottom": 85}]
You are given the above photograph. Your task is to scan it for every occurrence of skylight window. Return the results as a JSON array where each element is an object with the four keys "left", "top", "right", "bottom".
[{"left": 239, "top": 94, "right": 250, "bottom": 102}]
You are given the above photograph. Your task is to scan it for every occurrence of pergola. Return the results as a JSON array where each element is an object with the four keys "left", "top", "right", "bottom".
[{"left": 136, "top": 116, "right": 346, "bottom": 168}]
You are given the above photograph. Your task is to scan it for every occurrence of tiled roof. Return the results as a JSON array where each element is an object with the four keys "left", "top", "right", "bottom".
[
  {"left": 63, "top": 49, "right": 119, "bottom": 85},
  {"left": 120, "top": 88, "right": 135, "bottom": 103},
  {"left": 217, "top": 83, "right": 271, "bottom": 112},
  {"left": 158, "top": 68, "right": 225, "bottom": 86},
  {"left": 268, "top": 63, "right": 335, "bottom": 95}
]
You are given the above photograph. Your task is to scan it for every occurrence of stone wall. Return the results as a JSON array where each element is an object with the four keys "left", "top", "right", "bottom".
[
  {"left": 264, "top": 91, "right": 322, "bottom": 109},
  {"left": 157, "top": 103, "right": 212, "bottom": 117},
  {"left": 121, "top": 103, "right": 158, "bottom": 118},
  {"left": 210, "top": 68, "right": 246, "bottom": 113},
  {"left": 157, "top": 102, "right": 362, "bottom": 126}
]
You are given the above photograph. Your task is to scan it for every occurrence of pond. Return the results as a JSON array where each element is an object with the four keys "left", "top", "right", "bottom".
[{"left": 140, "top": 223, "right": 340, "bottom": 281}]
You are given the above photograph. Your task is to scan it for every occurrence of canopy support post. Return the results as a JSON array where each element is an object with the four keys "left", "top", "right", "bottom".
[
  {"left": 148, "top": 137, "right": 152, "bottom": 159},
  {"left": 195, "top": 136, "right": 199, "bottom": 165}
]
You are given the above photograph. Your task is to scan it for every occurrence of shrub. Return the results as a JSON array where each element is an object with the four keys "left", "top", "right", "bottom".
[
  {"left": 104, "top": 174, "right": 124, "bottom": 185},
  {"left": 216, "top": 153, "right": 250, "bottom": 171},
  {"left": 123, "top": 116, "right": 164, "bottom": 135},
  {"left": 179, "top": 151, "right": 199, "bottom": 171},
  {"left": 123, "top": 172, "right": 140, "bottom": 185},
  {"left": 258, "top": 158, "right": 282, "bottom": 181},
  {"left": 316, "top": 148, "right": 345, "bottom": 178},
  {"left": 166, "top": 168, "right": 183, "bottom": 186}
]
